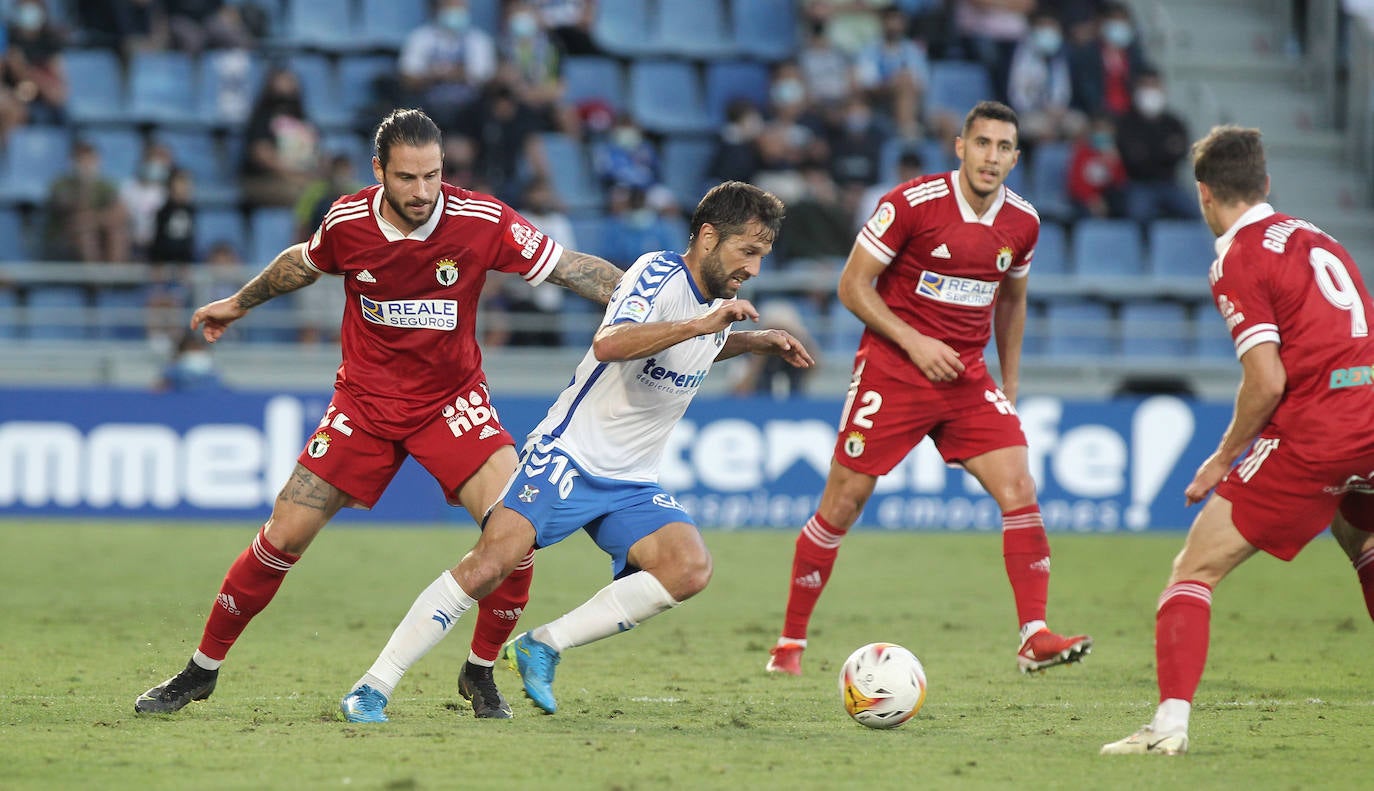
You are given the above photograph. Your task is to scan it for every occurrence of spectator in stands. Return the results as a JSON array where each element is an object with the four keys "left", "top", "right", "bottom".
[
  {"left": 158, "top": 330, "right": 225, "bottom": 392},
  {"left": 797, "top": 16, "right": 854, "bottom": 108},
  {"left": 731, "top": 299, "right": 819, "bottom": 399},
  {"left": 499, "top": 1, "right": 576, "bottom": 136},
  {"left": 600, "top": 185, "right": 676, "bottom": 266},
  {"left": 1007, "top": 11, "right": 1085, "bottom": 149},
  {"left": 149, "top": 168, "right": 197, "bottom": 266},
  {"left": 1066, "top": 114, "right": 1127, "bottom": 219},
  {"left": 295, "top": 153, "right": 362, "bottom": 239},
  {"left": 3, "top": 0, "right": 67, "bottom": 125},
  {"left": 827, "top": 95, "right": 887, "bottom": 187},
  {"left": 802, "top": 0, "right": 885, "bottom": 55},
  {"left": 399, "top": 0, "right": 497, "bottom": 130},
  {"left": 954, "top": 0, "right": 1034, "bottom": 102},
  {"left": 854, "top": 5, "right": 930, "bottom": 140},
  {"left": 1068, "top": 1, "right": 1149, "bottom": 118},
  {"left": 121, "top": 141, "right": 176, "bottom": 260},
  {"left": 779, "top": 162, "right": 854, "bottom": 266},
  {"left": 240, "top": 67, "right": 321, "bottom": 207},
  {"left": 164, "top": 0, "right": 259, "bottom": 54},
  {"left": 461, "top": 81, "right": 547, "bottom": 200},
  {"left": 1115, "top": 70, "right": 1196, "bottom": 223},
  {"left": 532, "top": 0, "right": 600, "bottom": 56},
  {"left": 708, "top": 99, "right": 764, "bottom": 185},
  {"left": 42, "top": 140, "right": 130, "bottom": 263},
  {"left": 496, "top": 177, "right": 578, "bottom": 347},
  {"left": 442, "top": 135, "right": 486, "bottom": 193},
  {"left": 856, "top": 145, "right": 923, "bottom": 229},
  {"left": 756, "top": 62, "right": 826, "bottom": 201},
  {"left": 592, "top": 114, "right": 659, "bottom": 193}
]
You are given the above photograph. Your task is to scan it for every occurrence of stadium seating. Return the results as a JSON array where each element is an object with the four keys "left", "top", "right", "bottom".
[
  {"left": 539, "top": 133, "right": 603, "bottom": 213},
  {"left": 827, "top": 302, "right": 866, "bottom": 358},
  {"left": 926, "top": 61, "right": 994, "bottom": 121},
  {"left": 249, "top": 207, "right": 299, "bottom": 265},
  {"left": 704, "top": 61, "right": 771, "bottom": 124},
  {"left": 0, "top": 125, "right": 72, "bottom": 204},
  {"left": 568, "top": 216, "right": 608, "bottom": 260},
  {"left": 0, "top": 208, "right": 27, "bottom": 261},
  {"left": 129, "top": 51, "right": 199, "bottom": 124},
  {"left": 195, "top": 208, "right": 249, "bottom": 260},
  {"left": 1043, "top": 300, "right": 1113, "bottom": 357},
  {"left": 1026, "top": 142, "right": 1073, "bottom": 220},
  {"left": 154, "top": 129, "right": 232, "bottom": 202},
  {"left": 320, "top": 131, "right": 376, "bottom": 184},
  {"left": 357, "top": 0, "right": 427, "bottom": 48},
  {"left": 558, "top": 296, "right": 600, "bottom": 347},
  {"left": 1195, "top": 317, "right": 1236, "bottom": 360},
  {"left": 628, "top": 60, "right": 711, "bottom": 135},
  {"left": 286, "top": 54, "right": 346, "bottom": 130},
  {"left": 1070, "top": 219, "right": 1144, "bottom": 278},
  {"left": 336, "top": 54, "right": 396, "bottom": 131},
  {"left": 660, "top": 137, "right": 715, "bottom": 209},
  {"left": 1030, "top": 222, "right": 1069, "bottom": 276},
  {"left": 1119, "top": 302, "right": 1190, "bottom": 358},
  {"left": 653, "top": 0, "right": 735, "bottom": 59},
  {"left": 84, "top": 127, "right": 144, "bottom": 184},
  {"left": 26, "top": 286, "right": 90, "bottom": 340},
  {"left": 561, "top": 57, "right": 627, "bottom": 113},
  {"left": 64, "top": 49, "right": 127, "bottom": 124},
  {"left": 731, "top": 0, "right": 799, "bottom": 60},
  {"left": 1148, "top": 219, "right": 1216, "bottom": 278},
  {"left": 0, "top": 286, "right": 17, "bottom": 338},
  {"left": 468, "top": 0, "right": 501, "bottom": 35},
  {"left": 94, "top": 286, "right": 152, "bottom": 341},
  {"left": 285, "top": 0, "right": 354, "bottom": 51},
  {"left": 592, "top": 0, "right": 658, "bottom": 57},
  {"left": 197, "top": 50, "right": 264, "bottom": 126}
]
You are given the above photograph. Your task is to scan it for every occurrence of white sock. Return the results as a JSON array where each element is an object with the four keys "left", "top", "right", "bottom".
[
  {"left": 1019, "top": 620, "right": 1047, "bottom": 645},
  {"left": 775, "top": 637, "right": 807, "bottom": 648},
  {"left": 191, "top": 650, "right": 221, "bottom": 671},
  {"left": 536, "top": 571, "right": 679, "bottom": 653},
  {"left": 1152, "top": 698, "right": 1191, "bottom": 734},
  {"left": 466, "top": 651, "right": 494, "bottom": 668},
  {"left": 352, "top": 571, "right": 475, "bottom": 699}
]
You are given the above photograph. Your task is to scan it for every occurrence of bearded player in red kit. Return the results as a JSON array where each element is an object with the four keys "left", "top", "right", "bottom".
[
  {"left": 134, "top": 109, "right": 623, "bottom": 719},
  {"left": 765, "top": 101, "right": 1093, "bottom": 677}
]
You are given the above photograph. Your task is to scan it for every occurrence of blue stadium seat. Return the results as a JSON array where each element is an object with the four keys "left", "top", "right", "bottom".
[
  {"left": 84, "top": 127, "right": 144, "bottom": 184},
  {"left": 321, "top": 131, "right": 376, "bottom": 185},
  {"left": 539, "top": 133, "right": 602, "bottom": 213},
  {"left": 336, "top": 55, "right": 395, "bottom": 131},
  {"left": 562, "top": 57, "right": 626, "bottom": 113},
  {"left": 1030, "top": 221, "right": 1068, "bottom": 276},
  {"left": 1071, "top": 219, "right": 1144, "bottom": 277},
  {"left": 197, "top": 50, "right": 265, "bottom": 126},
  {"left": 26, "top": 286, "right": 90, "bottom": 340},
  {"left": 0, "top": 126, "right": 72, "bottom": 204},
  {"left": 660, "top": 138, "right": 715, "bottom": 209},
  {"left": 1026, "top": 141, "right": 1072, "bottom": 220},
  {"left": 731, "top": 0, "right": 799, "bottom": 60},
  {"left": 286, "top": 54, "right": 346, "bottom": 129},
  {"left": 559, "top": 294, "right": 599, "bottom": 347},
  {"left": 0, "top": 287, "right": 18, "bottom": 338},
  {"left": 129, "top": 51, "right": 199, "bottom": 124},
  {"left": 357, "top": 0, "right": 427, "bottom": 48},
  {"left": 64, "top": 49, "right": 127, "bottom": 124},
  {"left": 285, "top": 0, "right": 355, "bottom": 50},
  {"left": 249, "top": 207, "right": 300, "bottom": 265},
  {"left": 704, "top": 61, "right": 771, "bottom": 124},
  {"left": 628, "top": 60, "right": 711, "bottom": 135},
  {"left": 592, "top": 0, "right": 657, "bottom": 57},
  {"left": 653, "top": 0, "right": 735, "bottom": 58},
  {"left": 0, "top": 207, "right": 26, "bottom": 260},
  {"left": 242, "top": 295, "right": 299, "bottom": 343},
  {"left": 1148, "top": 219, "right": 1216, "bottom": 278},
  {"left": 469, "top": 0, "right": 500, "bottom": 35},
  {"left": 1195, "top": 316, "right": 1236, "bottom": 360},
  {"left": 196, "top": 208, "right": 249, "bottom": 260},
  {"left": 1044, "top": 300, "right": 1113, "bottom": 357},
  {"left": 568, "top": 216, "right": 608, "bottom": 260},
  {"left": 1120, "top": 302, "right": 1189, "bottom": 358},
  {"left": 95, "top": 286, "right": 152, "bottom": 341},
  {"left": 154, "top": 129, "right": 227, "bottom": 196},
  {"left": 926, "top": 61, "right": 993, "bottom": 121},
  {"left": 828, "top": 303, "right": 866, "bottom": 358}
]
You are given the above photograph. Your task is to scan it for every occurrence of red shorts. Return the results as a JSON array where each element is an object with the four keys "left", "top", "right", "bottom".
[
  {"left": 832, "top": 360, "right": 1027, "bottom": 476},
  {"left": 1216, "top": 436, "right": 1374, "bottom": 560},
  {"left": 297, "top": 384, "right": 516, "bottom": 509}
]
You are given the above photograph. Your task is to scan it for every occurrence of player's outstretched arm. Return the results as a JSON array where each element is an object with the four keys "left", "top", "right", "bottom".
[
  {"left": 189, "top": 243, "right": 320, "bottom": 343},
  {"left": 545, "top": 249, "right": 624, "bottom": 305},
  {"left": 716, "top": 329, "right": 816, "bottom": 368},
  {"left": 593, "top": 298, "right": 759, "bottom": 362}
]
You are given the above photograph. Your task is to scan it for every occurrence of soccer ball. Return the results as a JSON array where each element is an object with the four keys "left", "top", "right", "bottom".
[{"left": 839, "top": 642, "right": 927, "bottom": 729}]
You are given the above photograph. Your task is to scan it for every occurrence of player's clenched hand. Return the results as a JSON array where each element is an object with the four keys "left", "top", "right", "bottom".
[
  {"left": 906, "top": 335, "right": 964, "bottom": 383},
  {"left": 755, "top": 329, "right": 815, "bottom": 368},
  {"left": 190, "top": 297, "right": 249, "bottom": 343},
  {"left": 1184, "top": 453, "right": 1229, "bottom": 506},
  {"left": 699, "top": 298, "right": 760, "bottom": 332}
]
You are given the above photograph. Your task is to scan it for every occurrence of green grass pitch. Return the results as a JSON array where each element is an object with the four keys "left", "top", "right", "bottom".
[{"left": 3, "top": 520, "right": 1373, "bottom": 790}]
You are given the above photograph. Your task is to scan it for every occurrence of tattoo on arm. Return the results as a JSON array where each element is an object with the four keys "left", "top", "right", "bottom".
[
  {"left": 546, "top": 250, "right": 624, "bottom": 306},
  {"left": 277, "top": 464, "right": 350, "bottom": 513},
  {"left": 235, "top": 245, "right": 321, "bottom": 311}
]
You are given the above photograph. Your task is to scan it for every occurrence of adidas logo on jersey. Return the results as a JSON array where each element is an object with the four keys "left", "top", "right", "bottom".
[
  {"left": 930, "top": 243, "right": 952, "bottom": 259},
  {"left": 356, "top": 270, "right": 377, "bottom": 283},
  {"left": 478, "top": 425, "right": 500, "bottom": 440}
]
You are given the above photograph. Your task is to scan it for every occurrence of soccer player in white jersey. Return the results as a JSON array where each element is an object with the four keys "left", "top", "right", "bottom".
[{"left": 341, "top": 181, "right": 814, "bottom": 720}]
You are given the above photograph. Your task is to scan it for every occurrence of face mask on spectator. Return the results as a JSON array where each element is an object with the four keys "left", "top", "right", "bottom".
[
  {"left": 509, "top": 12, "right": 538, "bottom": 38},
  {"left": 1031, "top": 27, "right": 1062, "bottom": 55},
  {"left": 612, "top": 126, "right": 642, "bottom": 149},
  {"left": 141, "top": 161, "right": 171, "bottom": 183},
  {"left": 438, "top": 7, "right": 470, "bottom": 32},
  {"left": 1091, "top": 131, "right": 1114, "bottom": 151},
  {"left": 1102, "top": 19, "right": 1134, "bottom": 48},
  {"left": 1135, "top": 87, "right": 1166, "bottom": 117},
  {"left": 771, "top": 79, "right": 804, "bottom": 107},
  {"left": 12, "top": 2, "right": 44, "bottom": 32}
]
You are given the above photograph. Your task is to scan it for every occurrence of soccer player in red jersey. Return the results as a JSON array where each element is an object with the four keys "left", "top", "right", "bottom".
[
  {"left": 133, "top": 109, "right": 624, "bottom": 719},
  {"left": 765, "top": 101, "right": 1092, "bottom": 677},
  {"left": 1103, "top": 127, "right": 1374, "bottom": 756}
]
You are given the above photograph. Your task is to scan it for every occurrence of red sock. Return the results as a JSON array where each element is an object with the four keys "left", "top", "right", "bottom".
[
  {"left": 198, "top": 527, "right": 299, "bottom": 662},
  {"left": 1155, "top": 580, "right": 1213, "bottom": 702},
  {"left": 1354, "top": 548, "right": 1374, "bottom": 622},
  {"left": 781, "top": 514, "right": 847, "bottom": 641},
  {"left": 470, "top": 549, "right": 534, "bottom": 663},
  {"left": 1001, "top": 505, "right": 1050, "bottom": 626}
]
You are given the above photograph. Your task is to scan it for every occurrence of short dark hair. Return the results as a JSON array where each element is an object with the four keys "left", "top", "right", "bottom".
[
  {"left": 961, "top": 100, "right": 1019, "bottom": 138},
  {"left": 374, "top": 108, "right": 442, "bottom": 170},
  {"left": 689, "top": 181, "right": 785, "bottom": 247},
  {"left": 1192, "top": 125, "right": 1267, "bottom": 205}
]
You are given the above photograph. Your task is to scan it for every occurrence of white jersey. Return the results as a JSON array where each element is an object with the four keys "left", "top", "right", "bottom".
[{"left": 528, "top": 251, "right": 728, "bottom": 481}]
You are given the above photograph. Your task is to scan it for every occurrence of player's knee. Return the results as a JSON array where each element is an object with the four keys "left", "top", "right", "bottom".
[{"left": 669, "top": 551, "right": 713, "bottom": 600}]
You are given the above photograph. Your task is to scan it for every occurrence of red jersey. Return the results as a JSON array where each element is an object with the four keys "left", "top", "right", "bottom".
[
  {"left": 1210, "top": 204, "right": 1374, "bottom": 456},
  {"left": 302, "top": 183, "right": 564, "bottom": 438},
  {"left": 853, "top": 170, "right": 1040, "bottom": 387}
]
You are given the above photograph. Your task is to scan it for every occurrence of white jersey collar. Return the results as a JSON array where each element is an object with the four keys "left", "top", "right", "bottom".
[
  {"left": 372, "top": 187, "right": 443, "bottom": 242},
  {"left": 1214, "top": 202, "right": 1275, "bottom": 258},
  {"left": 951, "top": 169, "right": 1005, "bottom": 226}
]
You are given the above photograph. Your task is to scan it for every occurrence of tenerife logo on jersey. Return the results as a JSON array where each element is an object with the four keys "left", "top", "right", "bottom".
[
  {"left": 509, "top": 222, "right": 544, "bottom": 260},
  {"left": 434, "top": 259, "right": 459, "bottom": 286},
  {"left": 995, "top": 246, "right": 1014, "bottom": 272},
  {"left": 916, "top": 271, "right": 999, "bottom": 307},
  {"left": 359, "top": 295, "right": 458, "bottom": 330},
  {"left": 638, "top": 357, "right": 708, "bottom": 392},
  {"left": 865, "top": 201, "right": 896, "bottom": 238}
]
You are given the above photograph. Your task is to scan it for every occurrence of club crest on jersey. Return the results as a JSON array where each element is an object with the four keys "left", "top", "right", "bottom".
[
  {"left": 434, "top": 259, "right": 459, "bottom": 287},
  {"left": 844, "top": 431, "right": 866, "bottom": 458},
  {"left": 865, "top": 201, "right": 896, "bottom": 238},
  {"left": 306, "top": 431, "right": 331, "bottom": 458},
  {"left": 995, "top": 246, "right": 1014, "bottom": 272},
  {"left": 517, "top": 484, "right": 539, "bottom": 503}
]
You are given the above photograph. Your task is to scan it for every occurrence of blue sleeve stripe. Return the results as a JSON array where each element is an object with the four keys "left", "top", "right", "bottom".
[{"left": 548, "top": 362, "right": 609, "bottom": 439}]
